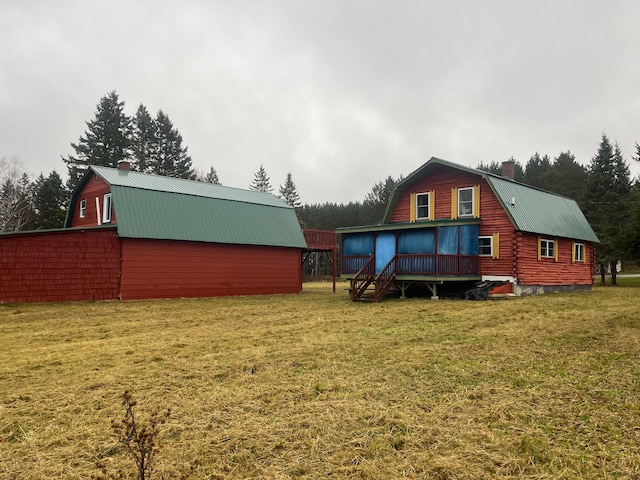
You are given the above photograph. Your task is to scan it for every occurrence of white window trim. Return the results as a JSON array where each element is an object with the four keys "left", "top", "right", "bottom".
[
  {"left": 540, "top": 238, "right": 555, "bottom": 258},
  {"left": 79, "top": 199, "right": 86, "bottom": 218},
  {"left": 574, "top": 242, "right": 585, "bottom": 262},
  {"left": 478, "top": 236, "right": 493, "bottom": 257},
  {"left": 458, "top": 187, "right": 474, "bottom": 218},
  {"left": 415, "top": 192, "right": 431, "bottom": 220},
  {"left": 102, "top": 193, "right": 112, "bottom": 223}
]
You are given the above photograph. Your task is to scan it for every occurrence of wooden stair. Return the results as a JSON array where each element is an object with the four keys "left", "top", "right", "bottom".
[{"left": 350, "top": 256, "right": 397, "bottom": 302}]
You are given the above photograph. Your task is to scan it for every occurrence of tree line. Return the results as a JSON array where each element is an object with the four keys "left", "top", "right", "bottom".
[{"left": 1, "top": 91, "right": 640, "bottom": 282}]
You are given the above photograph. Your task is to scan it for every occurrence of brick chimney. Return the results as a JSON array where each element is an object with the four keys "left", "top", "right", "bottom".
[
  {"left": 501, "top": 160, "right": 515, "bottom": 180},
  {"left": 118, "top": 160, "right": 131, "bottom": 171}
]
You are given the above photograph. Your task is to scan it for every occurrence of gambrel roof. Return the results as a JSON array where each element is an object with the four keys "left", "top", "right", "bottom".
[
  {"left": 66, "top": 166, "right": 307, "bottom": 249},
  {"left": 383, "top": 157, "right": 599, "bottom": 243}
]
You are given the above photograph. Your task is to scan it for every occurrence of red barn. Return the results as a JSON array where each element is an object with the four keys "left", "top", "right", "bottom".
[
  {"left": 339, "top": 157, "right": 599, "bottom": 301},
  {"left": 0, "top": 163, "right": 307, "bottom": 302}
]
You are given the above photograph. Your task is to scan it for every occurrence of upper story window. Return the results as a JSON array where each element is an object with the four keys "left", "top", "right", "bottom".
[
  {"left": 409, "top": 191, "right": 434, "bottom": 222},
  {"left": 79, "top": 199, "right": 86, "bottom": 218},
  {"left": 573, "top": 242, "right": 585, "bottom": 263},
  {"left": 416, "top": 192, "right": 431, "bottom": 220},
  {"left": 539, "top": 238, "right": 555, "bottom": 259},
  {"left": 451, "top": 186, "right": 479, "bottom": 219},
  {"left": 458, "top": 187, "right": 474, "bottom": 217},
  {"left": 102, "top": 193, "right": 112, "bottom": 223}
]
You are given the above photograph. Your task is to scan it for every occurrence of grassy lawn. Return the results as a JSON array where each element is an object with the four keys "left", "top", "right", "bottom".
[{"left": 1, "top": 282, "right": 640, "bottom": 479}]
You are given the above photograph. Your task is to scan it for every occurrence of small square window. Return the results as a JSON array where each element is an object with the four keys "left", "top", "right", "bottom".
[
  {"left": 574, "top": 242, "right": 584, "bottom": 262},
  {"left": 79, "top": 199, "right": 86, "bottom": 218},
  {"left": 478, "top": 236, "right": 493, "bottom": 256},
  {"left": 416, "top": 192, "right": 430, "bottom": 220},
  {"left": 458, "top": 187, "right": 474, "bottom": 217},
  {"left": 102, "top": 193, "right": 112, "bottom": 223},
  {"left": 540, "top": 238, "right": 555, "bottom": 258}
]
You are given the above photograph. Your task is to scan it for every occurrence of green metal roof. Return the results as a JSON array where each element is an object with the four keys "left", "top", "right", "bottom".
[
  {"left": 68, "top": 166, "right": 307, "bottom": 249},
  {"left": 381, "top": 157, "right": 599, "bottom": 243}
]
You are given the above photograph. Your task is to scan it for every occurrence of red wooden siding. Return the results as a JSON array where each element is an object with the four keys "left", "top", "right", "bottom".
[
  {"left": 120, "top": 239, "right": 303, "bottom": 300},
  {"left": 71, "top": 174, "right": 115, "bottom": 228},
  {"left": 389, "top": 166, "right": 515, "bottom": 277},
  {"left": 515, "top": 233, "right": 594, "bottom": 286},
  {"left": 0, "top": 228, "right": 121, "bottom": 302}
]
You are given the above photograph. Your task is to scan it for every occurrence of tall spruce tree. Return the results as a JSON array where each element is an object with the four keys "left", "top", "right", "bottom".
[
  {"left": 131, "top": 104, "right": 157, "bottom": 174},
  {"left": 279, "top": 173, "right": 301, "bottom": 209},
  {"left": 150, "top": 110, "right": 194, "bottom": 178},
  {"left": 31, "top": 171, "right": 67, "bottom": 229},
  {"left": 249, "top": 165, "right": 273, "bottom": 193},
  {"left": 583, "top": 134, "right": 632, "bottom": 285},
  {"left": 62, "top": 91, "right": 132, "bottom": 191}
]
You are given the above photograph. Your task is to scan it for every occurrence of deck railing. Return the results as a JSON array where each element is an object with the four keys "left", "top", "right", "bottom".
[
  {"left": 302, "top": 229, "right": 337, "bottom": 250},
  {"left": 343, "top": 254, "right": 479, "bottom": 277}
]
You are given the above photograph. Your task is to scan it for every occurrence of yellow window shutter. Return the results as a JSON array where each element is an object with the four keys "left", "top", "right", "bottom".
[
  {"left": 451, "top": 188, "right": 458, "bottom": 219},
  {"left": 571, "top": 241, "right": 576, "bottom": 263},
  {"left": 409, "top": 193, "right": 416, "bottom": 223},
  {"left": 583, "top": 244, "right": 587, "bottom": 264},
  {"left": 537, "top": 236, "right": 541, "bottom": 261},
  {"left": 492, "top": 233, "right": 500, "bottom": 259},
  {"left": 473, "top": 185, "right": 481, "bottom": 218},
  {"left": 429, "top": 190, "right": 435, "bottom": 220},
  {"left": 554, "top": 239, "right": 559, "bottom": 262}
]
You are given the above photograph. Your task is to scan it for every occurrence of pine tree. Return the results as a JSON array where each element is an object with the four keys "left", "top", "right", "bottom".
[
  {"left": 150, "top": 110, "right": 194, "bottom": 179},
  {"left": 203, "top": 166, "right": 221, "bottom": 185},
  {"left": 31, "top": 171, "right": 68, "bottom": 229},
  {"left": 544, "top": 151, "right": 587, "bottom": 201},
  {"left": 279, "top": 173, "right": 301, "bottom": 208},
  {"left": 249, "top": 165, "right": 273, "bottom": 193},
  {"left": 583, "top": 134, "right": 632, "bottom": 285},
  {"left": 62, "top": 91, "right": 132, "bottom": 191},
  {"left": 131, "top": 104, "right": 157, "bottom": 173},
  {"left": 523, "top": 153, "right": 551, "bottom": 188}
]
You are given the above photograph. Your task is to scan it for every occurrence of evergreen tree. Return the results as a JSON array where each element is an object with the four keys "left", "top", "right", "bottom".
[
  {"left": 545, "top": 151, "right": 587, "bottom": 201},
  {"left": 62, "top": 90, "right": 132, "bottom": 191},
  {"left": 279, "top": 173, "right": 301, "bottom": 209},
  {"left": 131, "top": 104, "right": 157, "bottom": 173},
  {"left": 249, "top": 165, "right": 273, "bottom": 193},
  {"left": 31, "top": 171, "right": 67, "bottom": 229},
  {"left": 363, "top": 175, "right": 399, "bottom": 224},
  {"left": 477, "top": 160, "right": 502, "bottom": 175},
  {"left": 151, "top": 110, "right": 194, "bottom": 179},
  {"left": 583, "top": 134, "right": 632, "bottom": 285},
  {"left": 523, "top": 153, "right": 552, "bottom": 188},
  {"left": 203, "top": 166, "right": 221, "bottom": 185}
]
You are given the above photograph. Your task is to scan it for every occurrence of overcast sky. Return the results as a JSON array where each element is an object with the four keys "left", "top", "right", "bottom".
[{"left": 1, "top": 1, "right": 639, "bottom": 204}]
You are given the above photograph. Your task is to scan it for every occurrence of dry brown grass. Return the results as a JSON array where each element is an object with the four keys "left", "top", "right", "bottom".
[{"left": 1, "top": 282, "right": 640, "bottom": 479}]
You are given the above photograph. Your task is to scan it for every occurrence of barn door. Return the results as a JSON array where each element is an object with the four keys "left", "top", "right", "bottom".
[{"left": 375, "top": 233, "right": 396, "bottom": 274}]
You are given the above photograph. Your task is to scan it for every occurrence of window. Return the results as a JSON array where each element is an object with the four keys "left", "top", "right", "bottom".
[
  {"left": 478, "top": 236, "right": 493, "bottom": 256},
  {"left": 573, "top": 242, "right": 584, "bottom": 263},
  {"left": 458, "top": 187, "right": 474, "bottom": 217},
  {"left": 416, "top": 192, "right": 430, "bottom": 220},
  {"left": 102, "top": 193, "right": 112, "bottom": 223},
  {"left": 540, "top": 238, "right": 555, "bottom": 258},
  {"left": 79, "top": 199, "right": 86, "bottom": 218}
]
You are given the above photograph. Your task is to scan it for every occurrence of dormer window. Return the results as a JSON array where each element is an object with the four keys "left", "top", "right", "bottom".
[{"left": 102, "top": 193, "right": 112, "bottom": 223}]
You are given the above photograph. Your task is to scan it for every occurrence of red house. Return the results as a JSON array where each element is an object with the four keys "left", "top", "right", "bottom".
[
  {"left": 338, "top": 157, "right": 599, "bottom": 301},
  {"left": 0, "top": 163, "right": 308, "bottom": 302}
]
